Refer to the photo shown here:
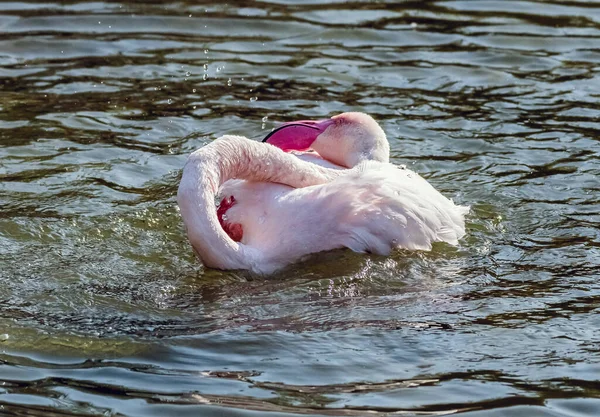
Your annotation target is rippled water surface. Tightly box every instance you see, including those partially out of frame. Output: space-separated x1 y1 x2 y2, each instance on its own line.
1 0 600 415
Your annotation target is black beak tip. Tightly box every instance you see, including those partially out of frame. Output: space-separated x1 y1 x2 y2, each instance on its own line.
262 125 287 143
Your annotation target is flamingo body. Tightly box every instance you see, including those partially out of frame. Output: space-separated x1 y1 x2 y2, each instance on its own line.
220 161 467 261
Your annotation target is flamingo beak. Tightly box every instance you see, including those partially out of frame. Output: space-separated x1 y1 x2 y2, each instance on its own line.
262 118 334 152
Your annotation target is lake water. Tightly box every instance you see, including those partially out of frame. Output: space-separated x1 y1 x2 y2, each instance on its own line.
1 1 600 416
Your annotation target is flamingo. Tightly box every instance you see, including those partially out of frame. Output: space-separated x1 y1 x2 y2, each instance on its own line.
177 112 469 274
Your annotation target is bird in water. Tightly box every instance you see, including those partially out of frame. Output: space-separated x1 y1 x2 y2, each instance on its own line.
177 112 469 274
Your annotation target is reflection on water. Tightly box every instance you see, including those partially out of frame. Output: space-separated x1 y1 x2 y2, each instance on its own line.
1 1 599 415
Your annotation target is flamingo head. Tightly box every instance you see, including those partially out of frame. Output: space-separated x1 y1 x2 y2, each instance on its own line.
262 112 389 168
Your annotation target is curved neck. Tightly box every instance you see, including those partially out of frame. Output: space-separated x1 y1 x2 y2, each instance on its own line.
177 135 342 272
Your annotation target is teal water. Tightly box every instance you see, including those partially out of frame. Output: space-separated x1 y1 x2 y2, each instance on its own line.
1 1 599 415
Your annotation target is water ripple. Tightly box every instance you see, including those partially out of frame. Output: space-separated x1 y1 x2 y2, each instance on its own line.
1 0 600 415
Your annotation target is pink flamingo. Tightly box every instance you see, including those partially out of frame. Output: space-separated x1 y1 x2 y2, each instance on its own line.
178 112 468 274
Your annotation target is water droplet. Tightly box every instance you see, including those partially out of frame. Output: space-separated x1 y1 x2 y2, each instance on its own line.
167 99 172 104
189 14 192 17
203 63 208 70
192 88 197 93
227 78 232 86
0 334 8 341
221 214 228 221
186 71 191 76
410 22 418 28
265 161 270 166
262 116 268 122
203 74 208 80
204 49 209 54
250 97 258 102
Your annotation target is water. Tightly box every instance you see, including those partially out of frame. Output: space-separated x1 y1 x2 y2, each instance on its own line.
1 1 599 415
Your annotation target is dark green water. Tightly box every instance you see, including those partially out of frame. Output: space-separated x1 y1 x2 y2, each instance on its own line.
1 1 600 416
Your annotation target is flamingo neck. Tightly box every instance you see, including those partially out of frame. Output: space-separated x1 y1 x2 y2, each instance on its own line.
177 135 342 272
